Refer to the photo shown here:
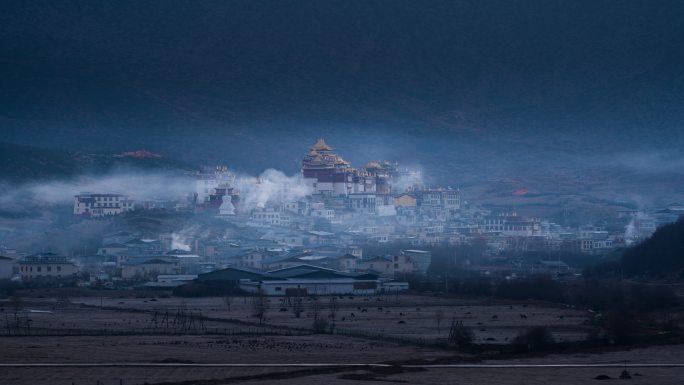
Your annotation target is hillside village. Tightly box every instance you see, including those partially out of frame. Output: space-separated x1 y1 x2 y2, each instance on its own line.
2 139 682 293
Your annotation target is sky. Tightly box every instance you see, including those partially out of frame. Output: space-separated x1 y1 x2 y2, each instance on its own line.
1 1 684 176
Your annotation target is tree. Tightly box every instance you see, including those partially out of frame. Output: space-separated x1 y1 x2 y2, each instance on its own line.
434 309 444 334
251 289 269 325
312 317 329 333
512 326 555 352
328 297 339 333
292 297 304 318
603 306 637 345
224 296 233 312
310 296 321 320
9 294 23 314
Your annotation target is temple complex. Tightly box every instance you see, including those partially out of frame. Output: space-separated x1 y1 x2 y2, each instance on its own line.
301 138 394 196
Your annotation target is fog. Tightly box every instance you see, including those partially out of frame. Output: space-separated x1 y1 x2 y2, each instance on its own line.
0 167 313 246
235 169 312 212
0 172 193 214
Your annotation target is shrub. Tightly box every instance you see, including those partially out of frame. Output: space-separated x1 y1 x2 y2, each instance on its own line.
312 318 329 334
512 326 555 352
603 306 638 345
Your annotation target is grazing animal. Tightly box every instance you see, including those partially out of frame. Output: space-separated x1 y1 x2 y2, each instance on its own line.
520 314 527 319
398 320 406 324
361 308 368 313
491 315 499 320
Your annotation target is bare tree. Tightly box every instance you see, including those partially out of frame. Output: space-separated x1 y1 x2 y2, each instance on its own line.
251 289 269 325
9 294 23 315
312 317 329 333
310 296 321 320
328 297 339 333
224 296 233 312
434 309 444 334
292 297 304 318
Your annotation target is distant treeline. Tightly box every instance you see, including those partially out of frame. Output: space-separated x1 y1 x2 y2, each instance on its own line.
364 239 615 272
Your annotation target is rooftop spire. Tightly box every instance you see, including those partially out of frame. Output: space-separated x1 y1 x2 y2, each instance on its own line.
311 138 333 151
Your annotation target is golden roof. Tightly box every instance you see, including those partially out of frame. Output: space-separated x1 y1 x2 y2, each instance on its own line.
365 161 381 169
311 138 333 151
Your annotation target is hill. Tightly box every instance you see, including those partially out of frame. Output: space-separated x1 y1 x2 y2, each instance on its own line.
622 216 684 278
0 142 193 182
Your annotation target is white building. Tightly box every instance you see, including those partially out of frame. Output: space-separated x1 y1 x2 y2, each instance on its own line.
239 265 381 296
16 253 78 281
310 202 335 221
73 193 134 217
415 188 461 209
249 208 292 227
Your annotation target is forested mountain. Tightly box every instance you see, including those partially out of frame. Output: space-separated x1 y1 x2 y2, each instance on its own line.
623 216 684 277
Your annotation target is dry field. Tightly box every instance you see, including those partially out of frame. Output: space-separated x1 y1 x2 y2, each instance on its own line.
2 294 684 384
69 294 592 344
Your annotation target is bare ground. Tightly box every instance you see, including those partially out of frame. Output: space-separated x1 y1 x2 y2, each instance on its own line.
2 294 684 384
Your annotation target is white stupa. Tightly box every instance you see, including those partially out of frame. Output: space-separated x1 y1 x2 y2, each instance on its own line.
219 194 235 216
